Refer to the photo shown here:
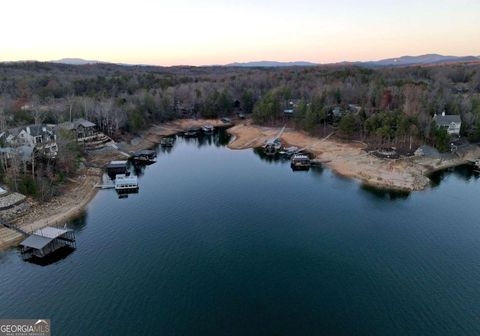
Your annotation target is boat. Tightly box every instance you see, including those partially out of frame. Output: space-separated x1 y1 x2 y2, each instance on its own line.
184 128 200 137
131 150 156 163
290 154 311 170
279 146 299 158
114 174 139 191
264 138 282 155
160 137 175 147
201 124 215 133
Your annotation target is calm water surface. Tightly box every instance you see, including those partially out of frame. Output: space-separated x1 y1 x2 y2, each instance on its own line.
1 131 480 335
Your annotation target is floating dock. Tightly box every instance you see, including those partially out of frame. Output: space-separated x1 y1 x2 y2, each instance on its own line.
115 174 139 190
291 154 311 170
131 150 157 163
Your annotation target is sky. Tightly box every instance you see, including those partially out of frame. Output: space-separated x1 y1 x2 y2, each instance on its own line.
1 0 479 66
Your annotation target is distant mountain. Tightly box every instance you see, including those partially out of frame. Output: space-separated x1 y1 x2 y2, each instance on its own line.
51 58 107 65
357 54 479 67
15 54 480 68
226 61 318 67
224 55 479 68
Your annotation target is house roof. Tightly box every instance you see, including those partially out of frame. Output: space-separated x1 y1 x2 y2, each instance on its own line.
76 119 96 128
59 119 96 130
106 160 128 169
27 125 46 137
434 114 461 126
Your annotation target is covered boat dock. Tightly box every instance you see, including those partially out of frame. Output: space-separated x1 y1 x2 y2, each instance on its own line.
20 227 76 260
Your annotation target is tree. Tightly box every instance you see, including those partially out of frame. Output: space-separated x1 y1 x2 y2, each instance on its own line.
241 90 255 114
338 114 356 138
431 123 450 152
252 90 281 123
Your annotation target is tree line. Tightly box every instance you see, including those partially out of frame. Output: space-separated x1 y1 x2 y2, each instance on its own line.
1 61 480 199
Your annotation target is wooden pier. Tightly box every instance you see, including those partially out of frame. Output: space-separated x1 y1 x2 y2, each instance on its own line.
0 218 28 236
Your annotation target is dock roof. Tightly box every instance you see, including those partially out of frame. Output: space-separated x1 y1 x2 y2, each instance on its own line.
20 227 72 250
20 235 53 250
106 160 128 169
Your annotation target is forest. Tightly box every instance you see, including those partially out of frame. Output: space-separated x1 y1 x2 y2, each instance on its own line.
1 61 480 199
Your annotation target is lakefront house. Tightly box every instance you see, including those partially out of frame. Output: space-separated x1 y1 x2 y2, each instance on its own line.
284 99 301 118
433 112 462 136
59 118 98 142
0 124 58 158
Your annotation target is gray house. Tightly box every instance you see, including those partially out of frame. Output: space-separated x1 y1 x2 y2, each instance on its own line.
433 112 461 136
59 119 98 141
1 124 58 158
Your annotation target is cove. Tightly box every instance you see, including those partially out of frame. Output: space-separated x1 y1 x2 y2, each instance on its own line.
1 130 480 336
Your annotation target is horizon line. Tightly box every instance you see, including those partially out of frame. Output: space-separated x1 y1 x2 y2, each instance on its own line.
1 52 480 68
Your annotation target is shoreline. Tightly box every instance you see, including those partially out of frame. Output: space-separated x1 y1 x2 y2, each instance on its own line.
0 170 102 251
0 118 230 251
226 122 480 192
2 118 479 251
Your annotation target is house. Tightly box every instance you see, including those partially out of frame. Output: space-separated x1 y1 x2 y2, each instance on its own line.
59 119 98 141
433 112 461 136
330 106 344 119
2 124 58 158
284 99 301 118
173 100 195 117
348 104 362 114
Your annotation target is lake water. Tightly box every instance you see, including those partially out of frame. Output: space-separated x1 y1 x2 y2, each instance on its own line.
1 130 480 335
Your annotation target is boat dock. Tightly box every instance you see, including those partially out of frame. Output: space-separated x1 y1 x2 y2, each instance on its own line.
115 174 139 190
291 154 311 170
19 226 76 260
1 218 76 260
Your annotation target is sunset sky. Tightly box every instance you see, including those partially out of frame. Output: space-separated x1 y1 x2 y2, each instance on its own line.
1 0 479 66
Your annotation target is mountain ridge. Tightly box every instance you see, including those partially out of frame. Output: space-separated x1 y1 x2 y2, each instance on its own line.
2 54 478 68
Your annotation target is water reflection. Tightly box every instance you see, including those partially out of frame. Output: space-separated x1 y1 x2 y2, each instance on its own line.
179 128 231 148
131 162 149 177
116 189 139 199
252 147 316 175
252 147 283 164
360 185 411 200
309 166 324 177
429 164 480 188
22 246 76 267
68 211 88 232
